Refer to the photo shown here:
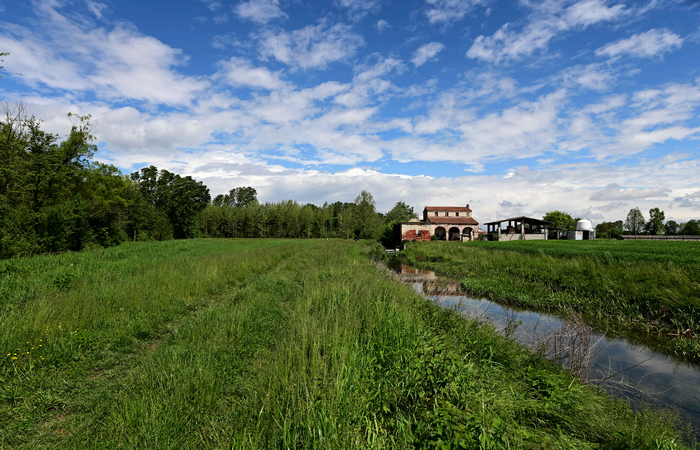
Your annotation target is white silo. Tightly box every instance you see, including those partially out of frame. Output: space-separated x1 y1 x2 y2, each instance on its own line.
575 219 595 240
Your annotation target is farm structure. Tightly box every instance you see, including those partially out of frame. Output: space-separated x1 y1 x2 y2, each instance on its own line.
484 216 551 241
401 205 479 242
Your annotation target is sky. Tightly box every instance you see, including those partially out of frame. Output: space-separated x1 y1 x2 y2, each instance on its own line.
1 0 699 225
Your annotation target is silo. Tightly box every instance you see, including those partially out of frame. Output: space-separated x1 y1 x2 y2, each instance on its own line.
575 219 595 240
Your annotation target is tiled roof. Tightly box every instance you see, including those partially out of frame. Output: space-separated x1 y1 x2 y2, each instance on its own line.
426 217 479 225
424 206 472 212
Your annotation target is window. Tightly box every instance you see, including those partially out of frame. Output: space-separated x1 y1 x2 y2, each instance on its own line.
446 212 449 217
434 212 438 217
456 212 460 217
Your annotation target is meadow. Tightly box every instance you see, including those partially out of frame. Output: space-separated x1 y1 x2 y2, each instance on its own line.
0 239 691 448
398 240 700 361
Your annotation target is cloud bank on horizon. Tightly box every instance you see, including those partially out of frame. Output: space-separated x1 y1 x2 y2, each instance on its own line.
1 0 699 224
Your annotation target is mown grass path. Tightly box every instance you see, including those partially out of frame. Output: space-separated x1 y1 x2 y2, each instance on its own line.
1 239 691 448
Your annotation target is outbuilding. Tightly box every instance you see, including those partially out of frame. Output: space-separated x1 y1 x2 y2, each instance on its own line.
484 216 551 241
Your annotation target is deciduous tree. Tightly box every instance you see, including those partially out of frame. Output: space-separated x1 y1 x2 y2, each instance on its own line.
679 220 700 236
385 201 417 223
664 220 679 236
624 207 645 235
645 208 665 235
543 210 575 238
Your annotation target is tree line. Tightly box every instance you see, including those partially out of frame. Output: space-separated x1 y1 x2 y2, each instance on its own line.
0 105 418 259
544 208 700 239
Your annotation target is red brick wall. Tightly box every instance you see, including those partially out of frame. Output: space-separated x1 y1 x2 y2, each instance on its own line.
402 229 431 242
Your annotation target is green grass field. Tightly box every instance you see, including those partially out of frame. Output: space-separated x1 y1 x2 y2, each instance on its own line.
399 240 700 361
0 239 691 448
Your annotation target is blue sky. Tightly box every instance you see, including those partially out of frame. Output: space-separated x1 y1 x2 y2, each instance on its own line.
1 0 699 224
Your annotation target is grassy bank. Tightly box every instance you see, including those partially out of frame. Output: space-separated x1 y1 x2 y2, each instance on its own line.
1 239 690 448
398 240 700 361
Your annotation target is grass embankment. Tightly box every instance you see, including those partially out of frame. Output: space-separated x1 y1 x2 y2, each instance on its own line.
1 239 690 448
399 240 700 360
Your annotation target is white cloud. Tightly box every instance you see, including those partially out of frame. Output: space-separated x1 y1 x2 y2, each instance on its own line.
412 42 445 67
375 19 391 32
86 1 108 20
467 0 627 64
234 0 287 24
590 183 672 201
591 82 700 157
565 0 626 26
259 21 364 70
200 0 224 12
425 0 485 25
561 64 616 91
218 57 288 90
595 28 683 59
336 0 384 20
0 5 209 106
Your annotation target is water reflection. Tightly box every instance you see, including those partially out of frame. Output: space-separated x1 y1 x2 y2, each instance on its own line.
393 264 700 434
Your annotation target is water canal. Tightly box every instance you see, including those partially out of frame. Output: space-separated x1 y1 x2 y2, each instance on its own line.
391 263 700 437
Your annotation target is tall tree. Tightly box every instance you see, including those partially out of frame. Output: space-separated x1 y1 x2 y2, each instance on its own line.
130 167 210 239
352 190 381 240
624 207 645 235
1 105 131 256
645 208 665 235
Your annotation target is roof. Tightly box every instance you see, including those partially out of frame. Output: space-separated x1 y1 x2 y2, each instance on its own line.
426 217 479 225
483 216 552 226
424 206 472 212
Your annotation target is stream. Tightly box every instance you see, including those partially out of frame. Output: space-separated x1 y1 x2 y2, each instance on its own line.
392 263 700 436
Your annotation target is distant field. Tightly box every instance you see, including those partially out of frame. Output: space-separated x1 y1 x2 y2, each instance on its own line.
0 239 688 448
472 239 700 275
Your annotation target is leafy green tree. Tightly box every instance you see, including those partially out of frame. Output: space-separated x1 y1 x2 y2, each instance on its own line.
664 220 679 236
543 210 575 238
352 191 381 240
385 201 417 223
624 207 645 235
130 167 210 239
679 220 700 235
595 221 623 239
644 208 665 235
1 105 133 257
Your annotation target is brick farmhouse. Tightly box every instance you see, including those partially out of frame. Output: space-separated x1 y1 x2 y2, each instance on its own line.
401 205 479 242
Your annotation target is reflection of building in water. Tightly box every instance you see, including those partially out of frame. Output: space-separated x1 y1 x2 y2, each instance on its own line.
396 264 438 282
424 280 461 295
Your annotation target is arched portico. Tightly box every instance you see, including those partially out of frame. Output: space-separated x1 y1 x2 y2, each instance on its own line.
448 227 460 241
462 227 473 241
435 227 446 240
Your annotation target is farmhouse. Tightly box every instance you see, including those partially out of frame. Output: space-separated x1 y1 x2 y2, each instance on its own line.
401 205 479 242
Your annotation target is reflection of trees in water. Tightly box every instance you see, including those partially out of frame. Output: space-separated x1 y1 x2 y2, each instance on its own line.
423 280 461 295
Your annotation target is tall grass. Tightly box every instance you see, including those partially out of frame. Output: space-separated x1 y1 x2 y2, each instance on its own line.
0 239 690 447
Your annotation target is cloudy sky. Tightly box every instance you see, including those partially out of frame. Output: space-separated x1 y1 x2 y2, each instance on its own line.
1 0 699 224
